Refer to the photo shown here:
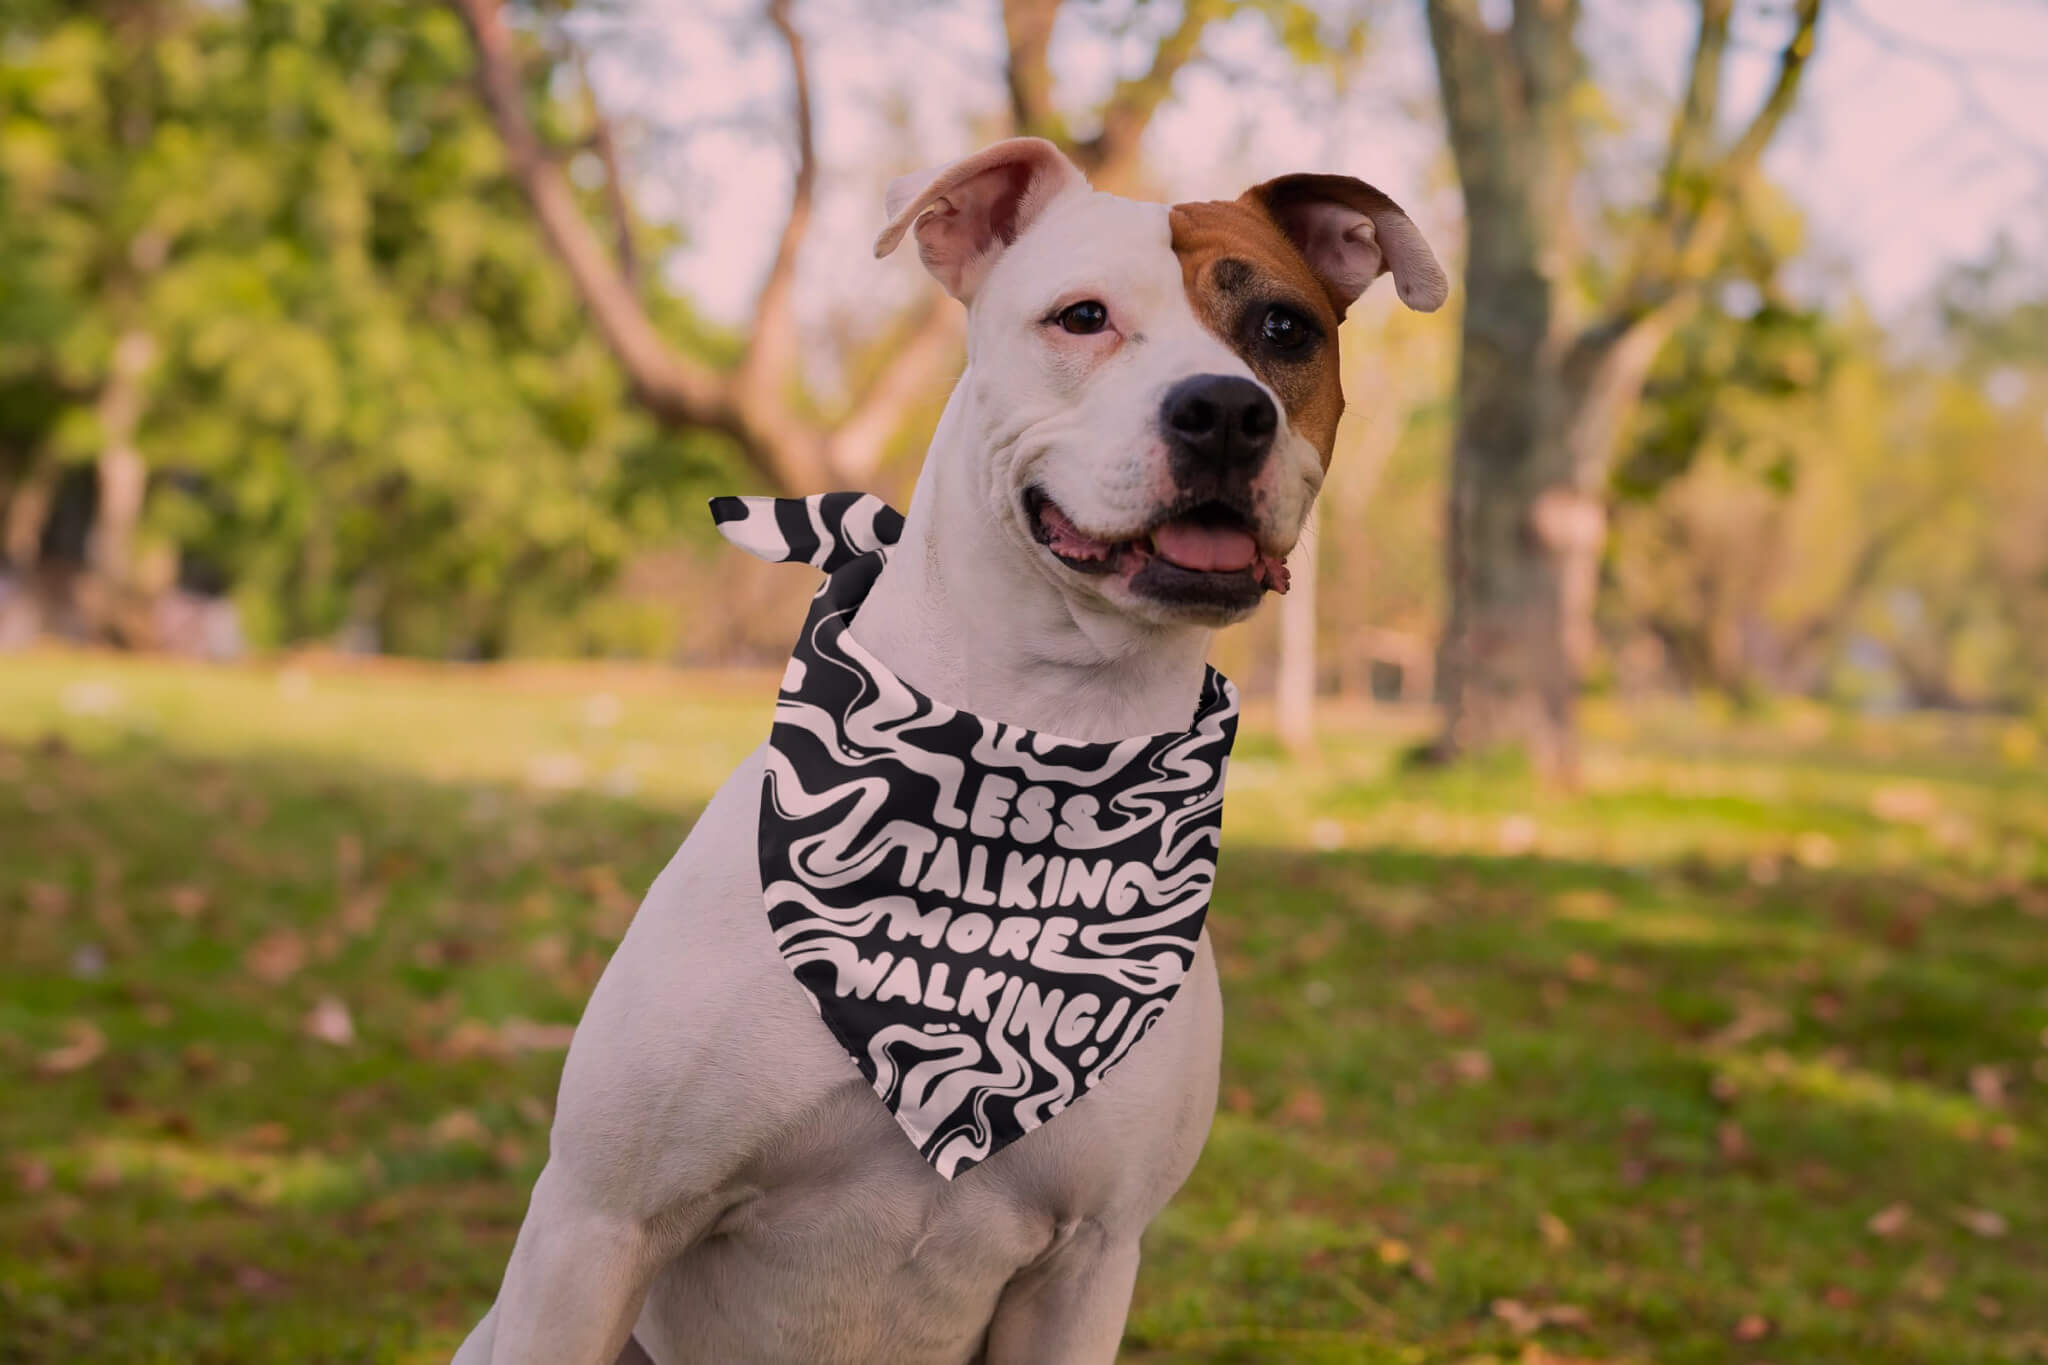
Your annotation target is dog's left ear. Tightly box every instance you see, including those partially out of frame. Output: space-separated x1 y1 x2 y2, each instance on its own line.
873 138 1089 302
1243 174 1449 319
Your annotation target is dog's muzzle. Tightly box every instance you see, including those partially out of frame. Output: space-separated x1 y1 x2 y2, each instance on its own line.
1160 374 1277 487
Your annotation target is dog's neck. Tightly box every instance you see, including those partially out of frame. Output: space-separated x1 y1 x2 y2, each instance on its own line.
850 380 1214 743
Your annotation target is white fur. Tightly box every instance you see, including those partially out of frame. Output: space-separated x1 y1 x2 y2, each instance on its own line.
454 148 1321 1365
948 188 1324 635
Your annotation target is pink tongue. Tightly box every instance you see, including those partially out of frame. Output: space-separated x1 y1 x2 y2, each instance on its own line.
1151 520 1258 573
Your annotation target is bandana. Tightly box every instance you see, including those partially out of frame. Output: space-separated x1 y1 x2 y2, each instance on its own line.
712 493 1239 1179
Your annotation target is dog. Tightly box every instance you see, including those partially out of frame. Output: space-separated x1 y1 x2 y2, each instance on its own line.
453 137 1444 1365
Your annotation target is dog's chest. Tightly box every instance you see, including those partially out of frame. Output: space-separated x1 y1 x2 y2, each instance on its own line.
602 746 1225 1363
633 1074 1174 1365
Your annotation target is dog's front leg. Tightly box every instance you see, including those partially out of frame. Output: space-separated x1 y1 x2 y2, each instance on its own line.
979 1222 1142 1365
452 1160 689 1365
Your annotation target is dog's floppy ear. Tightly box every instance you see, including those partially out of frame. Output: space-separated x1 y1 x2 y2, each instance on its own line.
1243 174 1448 319
873 138 1089 302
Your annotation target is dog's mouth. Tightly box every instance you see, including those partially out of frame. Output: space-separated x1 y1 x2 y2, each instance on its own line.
1025 488 1291 607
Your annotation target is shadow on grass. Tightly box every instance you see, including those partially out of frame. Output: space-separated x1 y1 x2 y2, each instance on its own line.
1127 841 2047 1364
2 733 2043 1364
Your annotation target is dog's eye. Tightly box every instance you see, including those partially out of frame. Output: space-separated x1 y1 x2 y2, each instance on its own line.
1260 306 1314 352
1057 300 1109 335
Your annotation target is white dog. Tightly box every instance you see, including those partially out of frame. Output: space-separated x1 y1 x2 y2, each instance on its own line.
454 137 1444 1365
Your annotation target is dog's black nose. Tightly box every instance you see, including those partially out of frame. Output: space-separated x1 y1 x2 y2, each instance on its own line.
1160 374 1278 473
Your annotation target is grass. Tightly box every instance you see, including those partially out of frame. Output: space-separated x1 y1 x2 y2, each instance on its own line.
2 648 2044 1364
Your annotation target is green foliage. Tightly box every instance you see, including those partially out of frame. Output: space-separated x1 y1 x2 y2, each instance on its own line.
1607 226 2048 713
0 0 739 655
1616 297 1834 503
3 656 2044 1362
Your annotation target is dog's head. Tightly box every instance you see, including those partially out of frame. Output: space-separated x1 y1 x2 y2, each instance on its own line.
875 138 1446 628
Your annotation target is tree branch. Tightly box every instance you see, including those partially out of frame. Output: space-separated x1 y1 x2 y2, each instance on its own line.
1425 1 1529 229
1606 0 1823 330
571 43 639 291
1003 0 1065 144
449 0 739 439
1656 0 1733 213
1782 508 1919 674
737 0 816 416
828 295 962 483
1720 0 1822 186
1078 0 1226 191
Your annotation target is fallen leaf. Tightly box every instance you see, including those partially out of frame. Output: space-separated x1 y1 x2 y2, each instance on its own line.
1968 1065 2007 1108
1905 1266 1947 1302
1869 783 1939 825
239 1122 291 1150
1494 1299 1542 1335
1733 1313 1772 1342
1708 994 1787 1049
244 930 307 984
1539 1211 1573 1250
1492 1299 1588 1336
1866 1203 1911 1238
1376 1237 1411 1267
1792 832 1838 869
166 885 210 919
37 1020 105 1075
499 1019 577 1052
430 1110 488 1146
1954 1207 2007 1239
1450 1049 1493 1085
234 1265 284 1295
1824 1285 1859 1309
1497 815 1539 855
10 1155 51 1193
1279 1086 1326 1126
304 996 355 1047
340 887 384 935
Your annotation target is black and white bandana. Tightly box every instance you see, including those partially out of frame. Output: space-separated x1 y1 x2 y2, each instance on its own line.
712 493 1239 1180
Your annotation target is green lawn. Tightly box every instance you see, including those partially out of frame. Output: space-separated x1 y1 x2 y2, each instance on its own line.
3 650 2044 1364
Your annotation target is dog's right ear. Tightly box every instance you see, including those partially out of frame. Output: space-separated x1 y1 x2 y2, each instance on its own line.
873 138 1088 302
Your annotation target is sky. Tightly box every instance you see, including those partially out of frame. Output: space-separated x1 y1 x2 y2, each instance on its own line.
574 0 2048 342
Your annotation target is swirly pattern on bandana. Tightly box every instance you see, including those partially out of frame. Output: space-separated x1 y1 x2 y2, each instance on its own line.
713 493 1238 1180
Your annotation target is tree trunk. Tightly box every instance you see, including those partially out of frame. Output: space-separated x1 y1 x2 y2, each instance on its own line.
4 453 58 570
1434 394 1584 777
90 330 156 590
1423 0 1824 777
1434 316 1667 779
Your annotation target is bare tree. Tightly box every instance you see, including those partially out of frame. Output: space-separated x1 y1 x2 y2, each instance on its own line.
1424 0 1823 777
450 0 1244 493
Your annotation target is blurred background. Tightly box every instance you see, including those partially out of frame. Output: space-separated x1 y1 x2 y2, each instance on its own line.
2 1 2045 1361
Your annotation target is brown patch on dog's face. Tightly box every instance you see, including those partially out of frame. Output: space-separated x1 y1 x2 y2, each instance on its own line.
1168 198 1346 464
